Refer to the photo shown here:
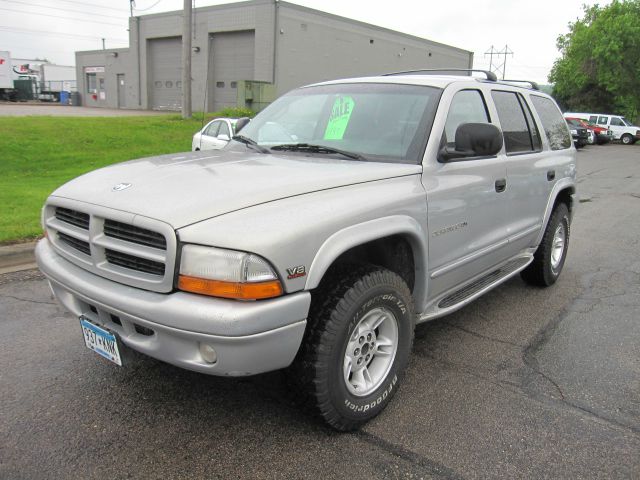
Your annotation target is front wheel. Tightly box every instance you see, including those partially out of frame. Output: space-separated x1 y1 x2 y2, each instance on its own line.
290 266 414 431
521 203 570 287
621 134 634 145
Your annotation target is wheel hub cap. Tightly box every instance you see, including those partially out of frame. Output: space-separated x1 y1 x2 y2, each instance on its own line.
551 223 566 271
343 307 398 397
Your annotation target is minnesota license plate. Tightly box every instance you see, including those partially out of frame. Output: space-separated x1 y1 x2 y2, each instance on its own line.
79 317 122 366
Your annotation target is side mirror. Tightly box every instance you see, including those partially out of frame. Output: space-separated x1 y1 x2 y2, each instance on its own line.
235 117 251 133
218 134 230 142
439 123 503 162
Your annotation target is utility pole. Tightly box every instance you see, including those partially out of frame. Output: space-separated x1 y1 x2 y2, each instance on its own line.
101 38 105 50
485 44 514 80
181 0 192 118
129 0 134 17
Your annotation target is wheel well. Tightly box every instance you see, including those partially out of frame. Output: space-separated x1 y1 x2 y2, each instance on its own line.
320 235 415 292
554 187 575 216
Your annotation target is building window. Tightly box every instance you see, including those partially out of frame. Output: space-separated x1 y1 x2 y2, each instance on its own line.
165 81 173 88
216 81 225 88
176 81 182 89
86 73 97 93
230 81 237 89
154 81 162 88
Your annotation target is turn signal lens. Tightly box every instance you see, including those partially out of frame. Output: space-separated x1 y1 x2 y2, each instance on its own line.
178 275 283 300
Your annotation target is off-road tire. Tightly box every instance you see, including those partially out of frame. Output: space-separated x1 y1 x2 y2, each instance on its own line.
521 203 570 287
290 265 414 431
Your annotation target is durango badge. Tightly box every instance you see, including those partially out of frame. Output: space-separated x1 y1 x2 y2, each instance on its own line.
112 183 132 192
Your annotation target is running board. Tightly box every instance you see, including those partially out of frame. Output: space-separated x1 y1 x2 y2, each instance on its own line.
418 255 532 323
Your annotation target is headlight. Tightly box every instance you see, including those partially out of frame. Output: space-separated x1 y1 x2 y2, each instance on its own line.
178 245 283 300
570 129 577 135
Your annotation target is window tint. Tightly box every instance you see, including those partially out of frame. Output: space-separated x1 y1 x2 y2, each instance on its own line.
589 115 598 123
443 90 490 144
610 117 625 126
492 90 539 153
520 96 542 151
530 96 572 150
598 116 608 125
218 121 231 138
204 121 220 137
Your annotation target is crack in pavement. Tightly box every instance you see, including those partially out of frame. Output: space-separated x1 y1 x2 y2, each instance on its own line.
357 430 467 480
446 323 524 348
0 294 57 306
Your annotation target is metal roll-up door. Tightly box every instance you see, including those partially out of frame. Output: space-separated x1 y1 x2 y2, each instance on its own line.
209 30 255 112
148 37 182 111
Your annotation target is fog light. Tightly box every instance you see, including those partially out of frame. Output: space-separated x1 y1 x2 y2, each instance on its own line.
199 343 218 364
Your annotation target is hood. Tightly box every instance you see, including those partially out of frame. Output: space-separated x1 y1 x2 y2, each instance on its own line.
51 149 421 228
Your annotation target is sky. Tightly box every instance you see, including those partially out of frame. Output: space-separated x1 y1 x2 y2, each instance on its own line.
0 0 610 84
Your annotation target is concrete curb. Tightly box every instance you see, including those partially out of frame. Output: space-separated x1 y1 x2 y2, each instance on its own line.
0 241 38 274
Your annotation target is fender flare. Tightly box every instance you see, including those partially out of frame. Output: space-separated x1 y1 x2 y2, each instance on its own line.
305 215 429 308
535 178 577 246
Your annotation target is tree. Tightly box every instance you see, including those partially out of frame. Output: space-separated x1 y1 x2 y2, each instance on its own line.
549 1 640 121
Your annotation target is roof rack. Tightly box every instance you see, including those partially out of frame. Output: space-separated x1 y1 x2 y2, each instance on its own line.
500 79 540 90
382 68 497 82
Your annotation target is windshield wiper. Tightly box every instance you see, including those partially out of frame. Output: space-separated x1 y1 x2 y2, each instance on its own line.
232 135 271 154
270 143 366 161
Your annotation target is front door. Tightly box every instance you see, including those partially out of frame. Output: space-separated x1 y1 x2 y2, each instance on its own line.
423 88 509 299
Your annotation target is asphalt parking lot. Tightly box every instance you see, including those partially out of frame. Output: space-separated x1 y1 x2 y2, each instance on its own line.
1 144 638 479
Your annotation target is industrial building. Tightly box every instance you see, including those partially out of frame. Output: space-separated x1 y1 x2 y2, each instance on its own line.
75 0 473 111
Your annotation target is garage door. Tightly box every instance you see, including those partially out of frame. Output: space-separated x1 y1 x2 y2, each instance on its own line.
209 30 255 112
148 37 182 111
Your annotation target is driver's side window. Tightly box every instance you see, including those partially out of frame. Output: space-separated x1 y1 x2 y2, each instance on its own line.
443 90 490 146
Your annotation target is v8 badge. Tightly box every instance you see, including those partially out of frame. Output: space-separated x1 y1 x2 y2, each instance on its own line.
286 265 306 279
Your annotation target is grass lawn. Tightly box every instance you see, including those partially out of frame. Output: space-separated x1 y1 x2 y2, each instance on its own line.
0 115 206 243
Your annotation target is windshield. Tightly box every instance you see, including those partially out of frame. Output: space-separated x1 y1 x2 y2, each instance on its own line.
236 83 441 163
621 117 633 126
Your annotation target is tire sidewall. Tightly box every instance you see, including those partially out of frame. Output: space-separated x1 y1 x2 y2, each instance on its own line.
326 282 412 423
621 134 632 145
545 205 570 282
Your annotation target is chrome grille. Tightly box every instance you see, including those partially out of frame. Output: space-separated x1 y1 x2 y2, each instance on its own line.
105 249 165 276
44 201 176 293
55 207 90 230
104 219 167 250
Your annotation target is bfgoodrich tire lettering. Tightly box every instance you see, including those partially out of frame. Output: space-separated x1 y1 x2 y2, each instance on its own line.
290 266 414 431
521 203 570 287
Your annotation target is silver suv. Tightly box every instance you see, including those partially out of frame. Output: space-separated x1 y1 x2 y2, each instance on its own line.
36 70 576 431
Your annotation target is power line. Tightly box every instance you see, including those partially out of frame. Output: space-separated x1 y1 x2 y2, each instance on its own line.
485 44 514 80
0 25 128 42
133 0 164 12
0 0 127 19
53 0 129 13
0 6 127 26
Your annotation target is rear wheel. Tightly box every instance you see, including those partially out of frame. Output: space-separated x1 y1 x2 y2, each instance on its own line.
290 266 414 431
521 203 570 287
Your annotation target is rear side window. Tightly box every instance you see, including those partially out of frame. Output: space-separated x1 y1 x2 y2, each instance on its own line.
491 91 541 154
443 90 490 145
530 96 572 150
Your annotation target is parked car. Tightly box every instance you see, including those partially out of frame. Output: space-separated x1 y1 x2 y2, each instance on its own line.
36 71 576 431
192 117 238 151
565 112 640 145
564 116 613 145
565 118 589 148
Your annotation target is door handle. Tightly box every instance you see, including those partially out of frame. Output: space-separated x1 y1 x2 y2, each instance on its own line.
495 178 507 193
547 170 556 181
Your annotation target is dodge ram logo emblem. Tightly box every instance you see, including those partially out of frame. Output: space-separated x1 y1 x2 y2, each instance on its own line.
112 183 132 192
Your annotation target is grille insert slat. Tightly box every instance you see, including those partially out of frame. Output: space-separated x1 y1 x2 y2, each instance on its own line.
104 219 167 250
58 232 91 256
55 207 90 230
105 249 165 276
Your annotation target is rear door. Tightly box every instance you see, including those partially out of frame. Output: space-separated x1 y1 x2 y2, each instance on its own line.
490 90 549 254
423 87 509 299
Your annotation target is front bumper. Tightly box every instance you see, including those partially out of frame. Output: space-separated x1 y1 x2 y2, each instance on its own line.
36 239 310 376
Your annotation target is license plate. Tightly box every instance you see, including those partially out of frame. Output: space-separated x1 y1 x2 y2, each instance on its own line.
79 317 122 366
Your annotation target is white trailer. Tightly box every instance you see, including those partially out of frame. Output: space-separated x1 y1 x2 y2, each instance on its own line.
0 51 13 89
